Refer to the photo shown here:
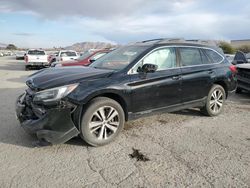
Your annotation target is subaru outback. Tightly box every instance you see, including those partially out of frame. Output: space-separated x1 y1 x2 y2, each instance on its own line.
16 39 237 146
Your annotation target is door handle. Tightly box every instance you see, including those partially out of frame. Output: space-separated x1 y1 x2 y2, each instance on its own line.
208 70 214 74
172 75 181 80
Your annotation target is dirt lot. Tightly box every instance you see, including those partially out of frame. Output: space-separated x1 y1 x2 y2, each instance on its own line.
0 56 249 188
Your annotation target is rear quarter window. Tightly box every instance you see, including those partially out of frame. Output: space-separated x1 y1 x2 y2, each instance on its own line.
204 49 224 63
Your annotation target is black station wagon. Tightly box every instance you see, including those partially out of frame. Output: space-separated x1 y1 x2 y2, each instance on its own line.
16 39 237 146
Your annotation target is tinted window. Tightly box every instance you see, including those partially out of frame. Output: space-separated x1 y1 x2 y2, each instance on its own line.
234 51 247 62
200 50 210 64
28 50 45 55
179 48 202 66
204 49 223 63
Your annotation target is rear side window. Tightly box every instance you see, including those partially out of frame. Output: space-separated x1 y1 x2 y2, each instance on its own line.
179 47 202 66
204 49 223 63
28 50 45 55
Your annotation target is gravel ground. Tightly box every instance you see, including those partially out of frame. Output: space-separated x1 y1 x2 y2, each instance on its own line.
0 56 249 188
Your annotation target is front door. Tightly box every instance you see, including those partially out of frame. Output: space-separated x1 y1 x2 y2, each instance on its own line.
128 47 182 113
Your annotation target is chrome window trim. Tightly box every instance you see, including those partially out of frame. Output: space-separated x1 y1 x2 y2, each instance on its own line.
127 45 225 75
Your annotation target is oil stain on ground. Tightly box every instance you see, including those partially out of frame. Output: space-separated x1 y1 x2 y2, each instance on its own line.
129 148 150 162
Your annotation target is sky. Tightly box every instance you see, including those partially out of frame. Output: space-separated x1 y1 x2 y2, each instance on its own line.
0 0 250 48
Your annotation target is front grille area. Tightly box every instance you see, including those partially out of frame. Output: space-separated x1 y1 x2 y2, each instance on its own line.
238 68 250 80
237 68 250 91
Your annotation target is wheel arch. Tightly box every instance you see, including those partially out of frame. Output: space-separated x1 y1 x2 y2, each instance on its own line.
213 80 228 98
81 91 129 122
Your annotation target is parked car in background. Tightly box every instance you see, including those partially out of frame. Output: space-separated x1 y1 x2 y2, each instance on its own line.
57 50 78 62
24 49 49 70
49 50 78 65
48 51 59 64
236 64 250 93
16 39 237 147
246 53 250 63
232 51 249 65
53 49 111 67
225 54 235 64
15 51 26 60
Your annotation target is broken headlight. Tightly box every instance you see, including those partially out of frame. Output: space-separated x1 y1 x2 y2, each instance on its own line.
33 83 79 102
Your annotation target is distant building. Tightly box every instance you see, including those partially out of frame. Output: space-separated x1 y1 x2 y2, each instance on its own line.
231 39 250 48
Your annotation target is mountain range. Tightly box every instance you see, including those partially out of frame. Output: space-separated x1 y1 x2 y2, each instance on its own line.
65 42 117 51
0 43 7 48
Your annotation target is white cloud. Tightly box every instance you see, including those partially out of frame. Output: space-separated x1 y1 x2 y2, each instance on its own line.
1 0 250 45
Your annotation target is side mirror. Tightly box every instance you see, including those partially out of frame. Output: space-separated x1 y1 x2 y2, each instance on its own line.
89 59 95 63
138 63 158 73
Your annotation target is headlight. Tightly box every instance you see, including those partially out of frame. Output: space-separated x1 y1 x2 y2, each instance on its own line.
33 83 79 102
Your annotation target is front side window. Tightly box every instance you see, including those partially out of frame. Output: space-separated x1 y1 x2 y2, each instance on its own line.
131 47 176 73
179 47 202 66
204 49 224 63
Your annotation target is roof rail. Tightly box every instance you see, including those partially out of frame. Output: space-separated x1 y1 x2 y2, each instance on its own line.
134 38 217 46
157 38 185 44
139 38 165 43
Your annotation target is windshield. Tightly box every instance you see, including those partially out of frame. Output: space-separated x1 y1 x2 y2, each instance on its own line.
60 51 77 57
89 46 148 70
28 50 46 55
78 51 92 60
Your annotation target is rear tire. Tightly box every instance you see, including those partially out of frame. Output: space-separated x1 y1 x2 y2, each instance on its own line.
80 97 125 147
25 65 30 71
201 84 226 116
235 87 242 94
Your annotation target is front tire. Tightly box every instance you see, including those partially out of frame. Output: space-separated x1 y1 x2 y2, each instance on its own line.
80 97 125 146
201 84 226 116
235 87 242 94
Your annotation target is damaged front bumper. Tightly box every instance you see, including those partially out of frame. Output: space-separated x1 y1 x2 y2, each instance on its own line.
15 91 80 145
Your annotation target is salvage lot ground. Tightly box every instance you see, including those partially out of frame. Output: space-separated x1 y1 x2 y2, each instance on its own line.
0 56 249 188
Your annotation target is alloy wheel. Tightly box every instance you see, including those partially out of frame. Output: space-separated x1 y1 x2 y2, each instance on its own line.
209 89 224 113
88 106 120 140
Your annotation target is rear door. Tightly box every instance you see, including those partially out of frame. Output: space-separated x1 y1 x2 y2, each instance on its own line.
178 47 215 102
129 47 182 113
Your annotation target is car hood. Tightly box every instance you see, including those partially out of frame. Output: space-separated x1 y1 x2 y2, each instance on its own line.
26 66 114 90
237 64 250 69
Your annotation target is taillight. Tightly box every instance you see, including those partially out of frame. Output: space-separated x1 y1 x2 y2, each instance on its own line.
229 65 237 74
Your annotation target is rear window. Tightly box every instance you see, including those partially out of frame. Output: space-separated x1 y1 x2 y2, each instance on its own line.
28 50 45 55
60 51 77 57
204 49 223 63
